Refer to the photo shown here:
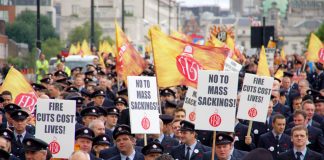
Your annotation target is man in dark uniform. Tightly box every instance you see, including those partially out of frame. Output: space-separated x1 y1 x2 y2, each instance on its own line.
136 119 179 154
285 110 324 154
108 124 144 160
23 137 49 160
76 106 100 130
0 148 11 160
313 62 324 91
233 119 256 151
170 120 211 160
87 89 114 108
141 141 164 160
91 134 111 158
202 132 240 160
0 128 19 160
278 125 324 160
105 107 119 132
272 90 291 117
10 109 34 160
74 127 98 160
258 114 292 159
163 100 177 117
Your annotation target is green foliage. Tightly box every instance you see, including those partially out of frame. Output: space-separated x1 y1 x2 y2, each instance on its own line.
5 10 58 51
67 21 103 47
102 35 115 45
305 22 324 48
42 38 65 59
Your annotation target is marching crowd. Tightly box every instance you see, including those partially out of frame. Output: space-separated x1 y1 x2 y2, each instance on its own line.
0 51 323 160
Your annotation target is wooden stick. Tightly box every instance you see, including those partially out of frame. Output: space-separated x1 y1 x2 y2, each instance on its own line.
211 131 216 160
247 120 253 136
144 134 147 146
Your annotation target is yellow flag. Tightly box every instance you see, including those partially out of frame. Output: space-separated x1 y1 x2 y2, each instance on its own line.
226 34 238 60
267 40 276 48
307 33 323 61
170 30 191 42
115 21 145 82
76 42 81 54
206 35 224 47
280 48 286 61
69 44 77 55
98 41 103 53
103 41 114 55
80 39 92 57
0 67 37 112
274 68 284 79
257 46 270 77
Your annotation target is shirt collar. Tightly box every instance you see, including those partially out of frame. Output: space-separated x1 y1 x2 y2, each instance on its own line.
293 147 307 158
120 150 136 160
186 140 198 151
271 130 282 139
14 130 26 139
158 134 164 142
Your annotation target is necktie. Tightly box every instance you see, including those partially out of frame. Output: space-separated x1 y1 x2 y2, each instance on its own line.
296 152 302 160
126 157 130 160
275 135 279 142
185 146 191 160
17 135 22 145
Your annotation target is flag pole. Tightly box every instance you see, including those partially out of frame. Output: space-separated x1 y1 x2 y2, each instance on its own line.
144 134 148 146
211 131 216 160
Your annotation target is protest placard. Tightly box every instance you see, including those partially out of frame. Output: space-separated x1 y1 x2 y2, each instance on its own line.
223 57 242 72
195 70 239 132
237 73 274 122
35 99 76 158
127 76 160 134
183 87 197 123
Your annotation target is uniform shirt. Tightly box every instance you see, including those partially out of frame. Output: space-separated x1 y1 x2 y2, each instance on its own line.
157 134 164 143
14 131 26 143
120 150 136 160
293 147 307 160
185 140 197 159
272 130 282 140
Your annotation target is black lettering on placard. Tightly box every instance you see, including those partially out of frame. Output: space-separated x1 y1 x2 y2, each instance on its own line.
247 95 264 103
253 77 264 85
197 97 236 107
44 125 66 134
192 91 197 98
136 80 143 88
136 91 151 99
207 86 228 95
49 102 63 111
143 80 150 88
184 97 196 106
36 113 55 122
130 101 159 110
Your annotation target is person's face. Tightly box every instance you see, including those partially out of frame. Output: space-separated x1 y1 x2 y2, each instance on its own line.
106 115 118 127
215 144 232 160
291 130 308 148
93 96 105 106
93 144 109 154
315 102 324 116
99 79 108 88
145 153 162 160
75 138 92 153
267 101 273 116
47 85 59 98
74 77 84 86
0 137 10 152
25 150 47 160
271 92 280 104
2 95 12 106
82 116 97 126
92 123 105 137
166 95 175 101
272 118 286 134
279 95 286 104
115 135 135 154
172 121 181 138
292 98 302 111
163 107 175 117
282 78 291 89
293 114 306 126
116 103 126 111
180 131 195 145
174 111 185 120
12 119 28 133
298 82 308 91
303 103 315 120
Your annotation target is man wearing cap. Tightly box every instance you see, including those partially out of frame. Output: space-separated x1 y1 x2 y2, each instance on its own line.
160 88 176 103
142 141 164 160
272 90 291 118
258 114 292 159
10 109 34 159
105 107 119 132
202 132 236 160
302 100 322 128
47 83 64 99
77 107 99 130
159 114 174 137
314 95 324 116
75 127 99 160
87 89 114 108
91 134 111 158
313 62 324 91
108 124 144 160
0 129 19 160
170 120 211 160
278 125 324 160
31 83 47 97
136 119 179 154
115 97 128 112
163 100 177 117
23 137 49 160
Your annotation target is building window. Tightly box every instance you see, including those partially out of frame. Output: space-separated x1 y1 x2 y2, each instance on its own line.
124 5 134 17
72 5 79 15
0 11 9 23
14 0 51 6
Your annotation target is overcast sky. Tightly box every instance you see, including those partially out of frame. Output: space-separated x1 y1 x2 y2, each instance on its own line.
178 0 230 9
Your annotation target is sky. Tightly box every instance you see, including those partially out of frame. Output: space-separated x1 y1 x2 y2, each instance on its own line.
177 0 230 9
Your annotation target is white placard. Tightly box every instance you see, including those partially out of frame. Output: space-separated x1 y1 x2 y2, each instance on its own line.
195 70 239 132
127 76 160 134
183 87 197 123
237 73 274 122
265 48 275 68
224 57 243 72
35 99 76 158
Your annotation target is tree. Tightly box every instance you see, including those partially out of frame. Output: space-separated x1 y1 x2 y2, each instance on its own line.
6 10 58 51
67 21 103 47
42 38 65 59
